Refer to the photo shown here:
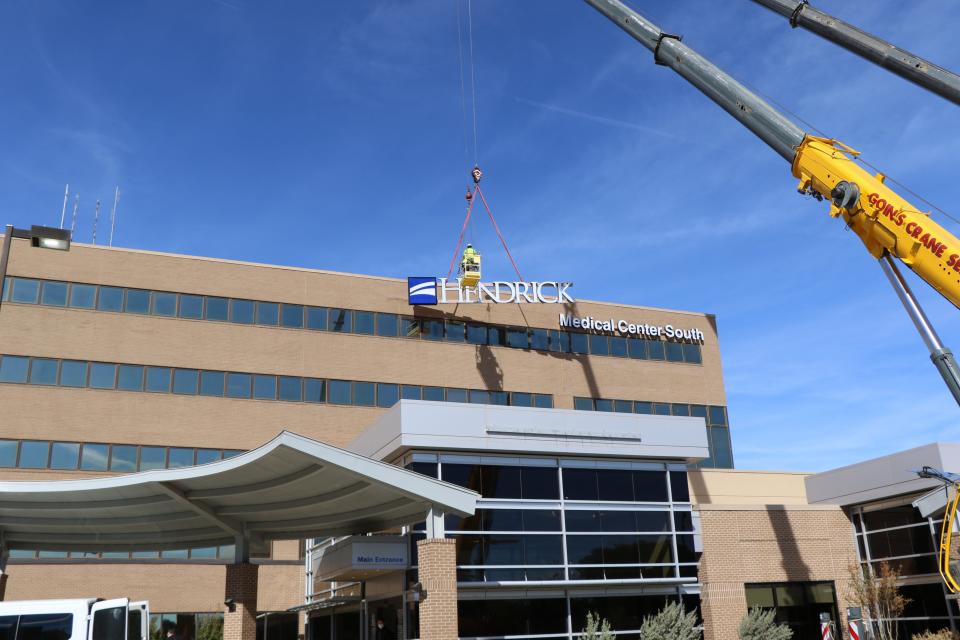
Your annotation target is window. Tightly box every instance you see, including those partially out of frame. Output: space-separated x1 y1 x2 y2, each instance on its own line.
256 301 279 326
0 356 29 383
11 278 40 304
226 373 252 398
745 582 839 640
353 381 375 406
574 397 594 411
377 383 399 408
653 402 671 415
534 394 553 408
0 441 17 467
570 332 588 354
200 371 225 397
529 329 548 351
507 328 529 349
595 398 613 412
168 448 194 468
80 444 109 471
253 375 277 400
124 289 150 314
29 358 58 385
50 442 80 469
446 321 466 342
306 307 328 330
92 606 126 640
665 342 684 362
614 399 633 413
197 449 221 465
281 304 304 328
145 367 171 393
329 309 352 333
401 385 421 400
117 365 144 391
610 337 628 358
470 390 491 405
421 319 444 341
110 445 137 472
69 283 97 309
40 281 68 306
229 299 254 324
89 363 117 389
172 369 199 395
549 330 569 353
151 292 177 317
328 380 351 405
139 447 166 470
278 376 302 402
445 388 468 403
376 313 398 337
628 338 647 359
304 378 325 403
20 612 73 640
354 311 375 335
589 334 610 356
96 286 123 311
670 472 690 502
647 340 665 360
466 324 487 345
19 441 49 468
708 405 728 426
178 294 204 319
205 296 229 321
401 317 421 339
683 343 702 364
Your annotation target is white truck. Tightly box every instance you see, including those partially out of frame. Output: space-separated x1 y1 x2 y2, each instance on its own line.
0 598 148 640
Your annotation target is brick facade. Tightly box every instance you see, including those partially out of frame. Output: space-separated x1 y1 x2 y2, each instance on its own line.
224 564 259 640
416 538 458 640
697 506 858 640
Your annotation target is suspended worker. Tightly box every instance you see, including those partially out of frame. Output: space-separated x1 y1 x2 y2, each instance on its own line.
460 243 481 288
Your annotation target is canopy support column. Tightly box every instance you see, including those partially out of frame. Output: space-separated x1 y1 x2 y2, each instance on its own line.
0 533 8 601
224 537 258 640
417 508 457 640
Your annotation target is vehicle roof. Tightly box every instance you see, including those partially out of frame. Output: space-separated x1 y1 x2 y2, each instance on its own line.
0 599 95 613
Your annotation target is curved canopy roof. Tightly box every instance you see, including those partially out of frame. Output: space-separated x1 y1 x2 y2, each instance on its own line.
0 432 476 554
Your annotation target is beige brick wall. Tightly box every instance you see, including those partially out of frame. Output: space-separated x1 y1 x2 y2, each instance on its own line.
224 564 258 640
697 507 858 640
416 539 457 640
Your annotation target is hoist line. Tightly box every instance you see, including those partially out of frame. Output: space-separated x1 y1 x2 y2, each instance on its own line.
455 0 471 170
467 0 479 166
447 188 478 281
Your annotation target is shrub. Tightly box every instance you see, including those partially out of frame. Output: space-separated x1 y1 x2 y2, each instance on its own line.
581 612 615 640
738 607 792 640
639 601 701 640
912 630 960 640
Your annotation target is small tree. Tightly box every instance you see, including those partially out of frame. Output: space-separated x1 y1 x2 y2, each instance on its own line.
738 607 793 640
848 561 910 640
639 601 701 640
581 612 615 640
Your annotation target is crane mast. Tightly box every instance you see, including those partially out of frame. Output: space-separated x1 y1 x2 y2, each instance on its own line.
583 0 960 406
751 0 960 106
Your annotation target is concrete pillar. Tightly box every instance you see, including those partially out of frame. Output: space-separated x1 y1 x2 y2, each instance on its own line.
416 538 457 640
224 563 258 640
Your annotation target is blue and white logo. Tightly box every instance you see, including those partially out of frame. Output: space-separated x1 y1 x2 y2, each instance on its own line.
407 277 438 305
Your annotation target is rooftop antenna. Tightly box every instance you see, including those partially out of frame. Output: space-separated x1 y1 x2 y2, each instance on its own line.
92 200 101 245
70 195 80 238
59 184 69 229
108 186 120 247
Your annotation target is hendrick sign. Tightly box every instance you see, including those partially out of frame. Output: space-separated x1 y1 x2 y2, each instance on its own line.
408 277 574 305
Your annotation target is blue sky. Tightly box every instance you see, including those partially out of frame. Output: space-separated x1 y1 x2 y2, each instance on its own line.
3 0 960 471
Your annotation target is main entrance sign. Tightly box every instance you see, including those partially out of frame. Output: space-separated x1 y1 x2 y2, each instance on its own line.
408 277 574 305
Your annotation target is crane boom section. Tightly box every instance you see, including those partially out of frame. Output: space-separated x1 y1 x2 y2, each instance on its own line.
584 0 960 310
752 0 960 106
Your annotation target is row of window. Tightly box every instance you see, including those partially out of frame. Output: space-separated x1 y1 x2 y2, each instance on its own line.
443 508 693 533
406 462 690 503
0 438 242 472
574 397 728 425
2 277 703 363
9 545 236 561
0 355 553 409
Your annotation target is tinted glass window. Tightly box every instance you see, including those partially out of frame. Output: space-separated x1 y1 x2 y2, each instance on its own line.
534 394 553 409
614 399 633 413
200 371 225 396
446 388 467 403
672 403 691 417
711 427 733 468
510 392 531 407
50 442 80 469
19 441 50 468
524 509 562 531
490 391 509 406
328 380 351 404
139 446 166 470
0 356 29 383
401 317 421 339
597 469 634 501
80 444 109 471
627 338 647 359
145 367 171 392
168 447 194 468
205 296 229 321
117 365 144 391
179 294 204 319
563 468 598 500
253 375 277 400
683 343 702 364
0 278 6 302
570 332 588 354
466 324 487 345
529 329 548 351
469 390 490 405
665 342 684 362
377 383 399 408
29 358 58 385
11 278 40 303
0 615 14 640
670 471 690 502
573 397 594 411
173 369 198 394
354 311 375 335
226 373 252 398
40 281 68 306
353 381 375 406
674 511 694 532
401 385 421 400
443 464 483 492
281 304 304 328
653 403 671 416
595 398 613 412
304 378 325 403
278 376 302 401
329 309 351 332
89 363 117 389
68 283 97 308
446 321 465 342
196 449 221 465
421 319 444 341
305 307 327 330
230 299 255 324
256 301 279 326
376 313 398 337
634 471 669 502
708 406 727 426
152 292 177 316
647 340 665 360
110 445 137 472
92 606 125 640
20 612 73 640
507 328 529 349
589 334 610 356
634 401 652 414
0 441 17 467
521 467 559 499
122 289 149 314
610 337 628 358
95 286 123 311
423 386 444 401
482 465 521 498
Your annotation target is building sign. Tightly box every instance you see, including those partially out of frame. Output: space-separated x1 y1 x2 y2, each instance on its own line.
560 313 705 342
352 540 408 569
408 277 574 305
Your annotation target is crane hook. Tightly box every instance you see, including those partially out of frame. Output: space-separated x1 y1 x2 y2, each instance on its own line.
472 166 483 184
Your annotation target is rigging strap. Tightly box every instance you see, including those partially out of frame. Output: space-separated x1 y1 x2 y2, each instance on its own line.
446 188 477 280
475 185 523 282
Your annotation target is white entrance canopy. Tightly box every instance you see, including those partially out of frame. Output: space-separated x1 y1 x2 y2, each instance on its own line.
0 431 477 555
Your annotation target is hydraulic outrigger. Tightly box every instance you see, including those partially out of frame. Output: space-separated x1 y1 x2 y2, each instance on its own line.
583 0 960 407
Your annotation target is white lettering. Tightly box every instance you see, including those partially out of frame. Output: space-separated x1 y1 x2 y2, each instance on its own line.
559 313 573 328
557 282 574 303
516 281 536 304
